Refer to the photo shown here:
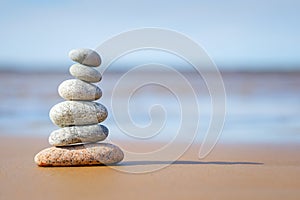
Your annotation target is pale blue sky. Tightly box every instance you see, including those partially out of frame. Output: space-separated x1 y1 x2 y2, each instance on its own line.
0 0 300 71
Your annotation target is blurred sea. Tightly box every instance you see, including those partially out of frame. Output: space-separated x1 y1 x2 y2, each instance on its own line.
0 70 299 145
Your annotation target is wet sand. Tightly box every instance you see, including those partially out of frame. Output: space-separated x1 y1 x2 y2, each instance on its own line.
1 136 299 200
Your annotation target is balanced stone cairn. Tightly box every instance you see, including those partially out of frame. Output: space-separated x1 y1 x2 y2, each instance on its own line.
34 48 124 167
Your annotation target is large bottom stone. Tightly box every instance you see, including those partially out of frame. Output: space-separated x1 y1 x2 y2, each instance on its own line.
34 143 124 167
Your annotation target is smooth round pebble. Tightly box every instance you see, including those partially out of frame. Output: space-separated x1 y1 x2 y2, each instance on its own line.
49 124 109 146
69 63 102 83
49 101 108 127
34 143 124 166
58 79 102 101
69 48 101 67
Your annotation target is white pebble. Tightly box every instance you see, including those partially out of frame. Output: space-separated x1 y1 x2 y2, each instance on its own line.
69 48 101 67
69 63 102 83
58 79 102 101
49 124 109 146
49 101 107 127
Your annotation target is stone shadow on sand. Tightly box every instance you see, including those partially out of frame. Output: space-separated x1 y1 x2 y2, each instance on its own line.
120 160 264 166
37 161 263 167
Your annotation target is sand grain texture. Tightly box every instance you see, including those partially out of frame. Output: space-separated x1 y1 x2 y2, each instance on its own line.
1 136 300 200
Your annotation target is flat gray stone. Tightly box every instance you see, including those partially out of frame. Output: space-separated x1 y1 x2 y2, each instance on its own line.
58 79 102 101
69 48 101 67
69 63 102 83
49 124 109 146
34 143 124 166
49 101 107 127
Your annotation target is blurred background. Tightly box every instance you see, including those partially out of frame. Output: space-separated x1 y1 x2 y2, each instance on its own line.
1 0 300 71
0 0 299 145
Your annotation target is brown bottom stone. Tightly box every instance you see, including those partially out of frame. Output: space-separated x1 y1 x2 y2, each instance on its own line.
34 143 124 167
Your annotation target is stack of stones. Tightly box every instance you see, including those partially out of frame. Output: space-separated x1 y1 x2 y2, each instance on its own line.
34 48 124 167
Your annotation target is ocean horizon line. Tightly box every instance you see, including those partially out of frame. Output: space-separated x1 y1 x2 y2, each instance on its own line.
1 63 300 73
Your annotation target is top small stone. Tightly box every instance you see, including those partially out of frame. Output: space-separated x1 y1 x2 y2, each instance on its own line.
69 48 101 67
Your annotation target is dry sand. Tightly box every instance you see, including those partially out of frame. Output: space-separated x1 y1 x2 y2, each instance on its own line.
1 136 299 200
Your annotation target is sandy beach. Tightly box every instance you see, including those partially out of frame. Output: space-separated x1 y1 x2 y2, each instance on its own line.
0 136 299 200
1 71 300 199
